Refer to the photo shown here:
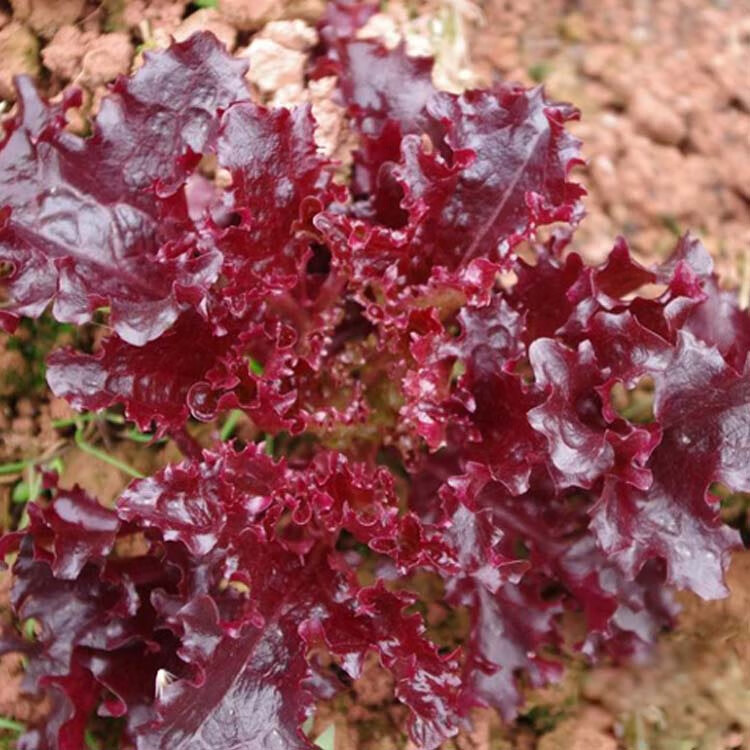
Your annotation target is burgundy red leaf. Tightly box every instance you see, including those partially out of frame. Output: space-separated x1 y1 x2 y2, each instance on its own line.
0 29 747 750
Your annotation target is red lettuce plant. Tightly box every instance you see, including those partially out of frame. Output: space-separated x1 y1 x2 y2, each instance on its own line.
1 8 748 749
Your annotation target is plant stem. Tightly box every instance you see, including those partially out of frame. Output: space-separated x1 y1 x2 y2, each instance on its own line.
220 410 243 441
125 428 164 444
53 411 124 428
0 716 25 732
74 424 144 479
0 442 67 476
0 460 33 475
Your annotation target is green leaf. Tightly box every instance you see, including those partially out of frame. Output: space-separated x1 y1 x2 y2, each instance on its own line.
220 410 244 441
0 716 25 733
0 460 33 476
248 356 264 376
11 481 30 503
314 725 335 750
23 618 37 641
26 468 42 504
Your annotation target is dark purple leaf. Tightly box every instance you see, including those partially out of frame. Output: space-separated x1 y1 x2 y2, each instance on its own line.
591 332 745 598
0 34 248 344
1 30 747 750
47 311 229 434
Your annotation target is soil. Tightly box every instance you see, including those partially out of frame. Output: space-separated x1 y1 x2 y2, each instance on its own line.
471 0 750 286
0 1 749 748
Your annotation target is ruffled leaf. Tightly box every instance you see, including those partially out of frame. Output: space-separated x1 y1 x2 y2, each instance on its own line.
591 332 746 598
0 34 248 344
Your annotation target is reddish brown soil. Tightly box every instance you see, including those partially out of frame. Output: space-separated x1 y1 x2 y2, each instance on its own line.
471 0 750 283
0 1 749 748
